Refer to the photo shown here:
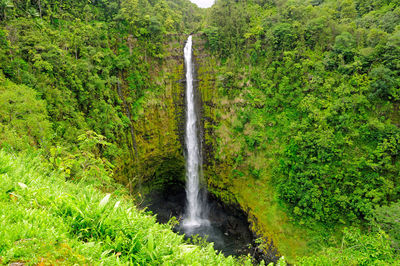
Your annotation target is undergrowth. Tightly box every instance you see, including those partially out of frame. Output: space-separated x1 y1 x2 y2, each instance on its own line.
0 149 248 265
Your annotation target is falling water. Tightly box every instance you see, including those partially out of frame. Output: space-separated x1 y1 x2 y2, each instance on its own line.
182 35 208 228
139 35 278 262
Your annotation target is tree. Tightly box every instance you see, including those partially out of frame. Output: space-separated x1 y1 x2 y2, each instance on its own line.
0 73 52 150
369 66 398 101
334 31 357 63
0 0 13 21
271 23 297 51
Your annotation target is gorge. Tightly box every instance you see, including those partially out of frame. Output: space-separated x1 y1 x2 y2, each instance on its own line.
141 35 279 262
0 0 399 265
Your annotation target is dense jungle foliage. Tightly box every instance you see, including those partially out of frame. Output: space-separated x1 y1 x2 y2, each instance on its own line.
0 0 220 264
200 0 400 263
1 0 400 264
0 0 202 185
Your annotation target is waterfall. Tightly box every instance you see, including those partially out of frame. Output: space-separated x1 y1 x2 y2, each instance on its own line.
183 35 208 228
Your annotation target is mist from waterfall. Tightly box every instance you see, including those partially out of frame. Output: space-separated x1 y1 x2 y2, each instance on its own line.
182 35 209 228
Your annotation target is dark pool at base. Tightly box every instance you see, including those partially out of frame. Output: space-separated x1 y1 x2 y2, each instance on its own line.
140 186 279 262
179 223 250 256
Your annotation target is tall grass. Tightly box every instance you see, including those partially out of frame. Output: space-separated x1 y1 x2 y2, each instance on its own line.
0 150 248 265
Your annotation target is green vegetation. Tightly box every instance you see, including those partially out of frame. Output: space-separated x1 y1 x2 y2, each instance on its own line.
197 0 400 263
1 0 400 264
0 0 202 186
0 150 246 265
298 227 398 265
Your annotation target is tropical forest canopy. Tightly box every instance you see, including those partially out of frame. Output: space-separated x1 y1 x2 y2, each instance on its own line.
205 0 400 225
0 0 399 265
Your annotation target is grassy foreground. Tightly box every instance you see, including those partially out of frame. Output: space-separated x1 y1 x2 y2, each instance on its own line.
0 149 248 265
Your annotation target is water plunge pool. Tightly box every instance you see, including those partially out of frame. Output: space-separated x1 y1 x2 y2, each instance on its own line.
140 185 278 262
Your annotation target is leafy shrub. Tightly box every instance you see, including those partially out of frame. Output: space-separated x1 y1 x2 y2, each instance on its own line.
371 202 400 251
0 74 52 150
299 227 398 265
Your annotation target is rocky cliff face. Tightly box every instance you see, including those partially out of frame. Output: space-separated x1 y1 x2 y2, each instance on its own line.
131 36 187 192
133 34 306 261
132 35 216 194
192 34 308 261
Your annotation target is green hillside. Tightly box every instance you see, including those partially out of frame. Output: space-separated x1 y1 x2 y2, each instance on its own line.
197 0 400 261
0 149 246 265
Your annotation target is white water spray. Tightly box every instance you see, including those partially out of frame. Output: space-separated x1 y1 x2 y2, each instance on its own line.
183 35 208 228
